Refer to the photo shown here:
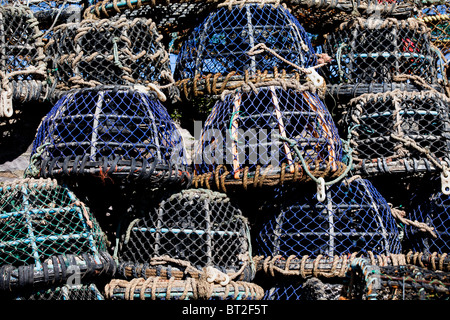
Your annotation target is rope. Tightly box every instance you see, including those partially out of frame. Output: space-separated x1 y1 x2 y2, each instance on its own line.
277 135 352 201
104 275 265 300
246 43 327 92
389 204 438 238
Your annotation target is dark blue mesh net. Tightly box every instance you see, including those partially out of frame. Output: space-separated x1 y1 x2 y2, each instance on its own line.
406 191 450 254
192 86 347 191
255 177 402 258
30 87 191 186
174 3 317 98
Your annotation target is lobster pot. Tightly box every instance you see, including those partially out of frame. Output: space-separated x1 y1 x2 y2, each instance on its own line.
45 15 176 102
30 87 191 186
116 189 253 281
344 260 450 300
174 2 317 99
406 191 450 254
343 90 450 177
255 177 402 258
86 0 216 46
419 4 450 56
0 178 107 268
289 0 414 34
323 17 443 98
264 279 343 300
105 277 265 300
0 5 46 116
192 86 346 192
5 283 105 300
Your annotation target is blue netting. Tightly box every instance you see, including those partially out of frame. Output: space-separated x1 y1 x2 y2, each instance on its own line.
406 191 450 254
30 87 191 186
255 177 402 258
174 3 317 98
0 178 107 268
192 86 347 192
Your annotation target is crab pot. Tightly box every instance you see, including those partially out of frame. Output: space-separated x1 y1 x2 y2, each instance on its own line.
116 189 254 281
342 90 450 177
0 178 107 269
192 86 347 192
0 5 47 115
323 17 443 99
45 15 177 102
289 0 414 34
30 87 191 186
104 277 265 300
1 283 105 300
406 191 450 254
255 177 402 258
343 260 450 300
174 2 317 100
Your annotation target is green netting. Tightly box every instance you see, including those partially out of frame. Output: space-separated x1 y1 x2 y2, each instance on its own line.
0 178 108 268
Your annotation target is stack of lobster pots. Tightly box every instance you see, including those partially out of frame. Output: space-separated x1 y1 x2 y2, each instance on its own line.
0 0 450 301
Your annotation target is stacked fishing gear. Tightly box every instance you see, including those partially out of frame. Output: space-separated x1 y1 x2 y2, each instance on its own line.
0 0 450 302
105 188 264 300
317 0 450 300
0 177 114 300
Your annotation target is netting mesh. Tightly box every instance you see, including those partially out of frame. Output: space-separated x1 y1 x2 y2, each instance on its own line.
174 2 318 99
343 259 450 300
418 4 450 56
0 5 47 116
7 283 105 300
255 177 402 258
30 87 191 185
192 86 347 192
0 178 107 268
263 278 343 300
289 0 415 34
45 15 177 101
86 0 214 45
116 189 252 278
341 90 450 176
0 0 86 13
322 17 444 97
406 191 450 254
